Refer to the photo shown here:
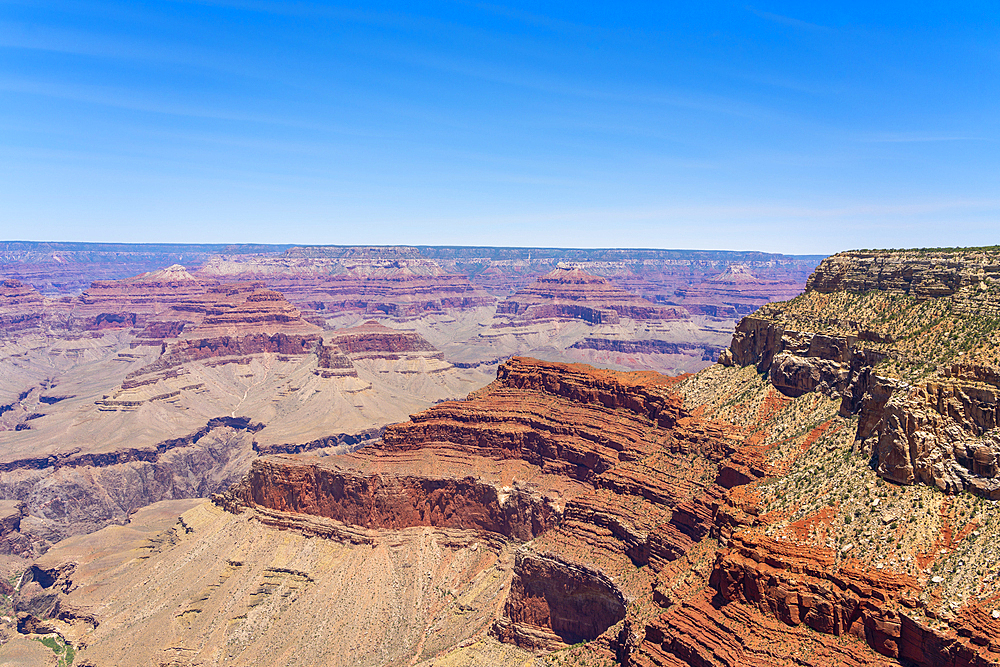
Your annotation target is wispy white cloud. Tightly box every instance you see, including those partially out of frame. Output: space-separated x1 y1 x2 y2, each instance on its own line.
367 43 780 122
0 76 390 139
0 19 287 84
0 76 276 123
464 2 590 34
858 131 986 143
166 0 445 32
747 7 834 32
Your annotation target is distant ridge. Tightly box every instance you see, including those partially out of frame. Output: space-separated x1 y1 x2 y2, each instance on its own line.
0 242 823 300
0 240 823 260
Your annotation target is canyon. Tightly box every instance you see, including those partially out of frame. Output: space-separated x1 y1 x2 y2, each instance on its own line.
0 243 818 381
0 244 813 562
0 267 492 559
6 245 1000 666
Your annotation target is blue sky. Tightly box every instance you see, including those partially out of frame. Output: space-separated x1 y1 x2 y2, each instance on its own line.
0 1 997 253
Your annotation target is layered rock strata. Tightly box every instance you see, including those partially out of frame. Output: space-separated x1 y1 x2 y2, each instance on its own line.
1 242 818 307
670 264 807 318
198 250 495 318
496 267 686 325
0 280 44 308
15 352 1000 665
186 286 319 335
722 249 1000 499
0 274 489 554
217 357 742 651
77 264 212 313
570 337 726 363
0 241 244 295
709 534 999 667
217 354 1000 665
0 280 45 334
326 320 438 357
806 248 1000 297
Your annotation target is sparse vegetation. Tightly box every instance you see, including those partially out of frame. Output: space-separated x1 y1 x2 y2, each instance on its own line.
35 635 75 666
755 286 1000 380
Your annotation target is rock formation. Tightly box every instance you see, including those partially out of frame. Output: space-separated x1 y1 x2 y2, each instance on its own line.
671 263 808 318
219 356 984 663
1 244 818 382
325 319 437 357
0 272 491 556
1 242 818 321
0 241 243 295
213 357 732 652
16 351 1000 665
0 280 44 309
0 280 45 334
805 248 1000 297
466 266 728 377
12 341 1000 665
569 337 726 363
28 245 997 667
722 248 1000 499
197 249 495 319
77 264 213 313
496 266 686 325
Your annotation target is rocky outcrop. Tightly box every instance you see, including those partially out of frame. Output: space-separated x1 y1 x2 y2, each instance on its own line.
632 594 899 667
219 456 560 540
722 249 1000 499
719 316 784 372
251 428 381 456
671 264 809 319
295 271 495 317
0 417 264 549
496 267 686 325
627 458 1000 667
708 533 999 666
806 249 1000 297
1 266 320 339
0 280 46 334
859 379 1000 497
311 321 443 375
314 340 356 376
720 316 885 401
117 284 324 375
0 280 44 308
192 287 317 333
134 320 187 344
